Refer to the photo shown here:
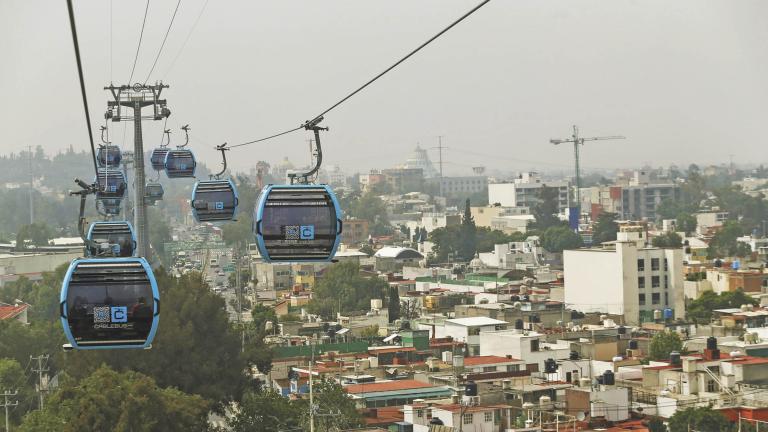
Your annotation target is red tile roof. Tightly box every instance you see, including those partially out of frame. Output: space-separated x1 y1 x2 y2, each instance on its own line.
0 304 27 321
345 380 434 394
368 347 416 355
463 355 521 366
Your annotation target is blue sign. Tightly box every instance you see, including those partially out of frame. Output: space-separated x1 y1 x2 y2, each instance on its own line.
300 225 315 240
215 201 224 210
111 306 128 323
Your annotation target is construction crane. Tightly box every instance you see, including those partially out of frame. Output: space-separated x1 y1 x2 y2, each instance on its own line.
550 125 625 231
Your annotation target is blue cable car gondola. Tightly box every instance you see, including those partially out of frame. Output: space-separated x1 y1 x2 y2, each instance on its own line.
192 179 238 222
94 168 127 200
60 257 159 350
253 184 342 262
96 145 122 167
150 147 170 171
98 199 122 216
164 149 196 178
85 221 137 257
145 182 164 202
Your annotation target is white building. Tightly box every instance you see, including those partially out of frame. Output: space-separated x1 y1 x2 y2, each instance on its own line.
402 145 439 178
563 228 685 325
479 330 571 371
429 175 487 195
405 403 512 432
478 238 545 269
488 172 570 213
432 317 509 356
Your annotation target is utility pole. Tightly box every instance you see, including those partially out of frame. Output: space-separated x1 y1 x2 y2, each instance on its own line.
550 126 625 231
105 83 170 258
30 354 49 410
28 146 34 224
1 390 18 432
308 340 315 432
431 136 447 196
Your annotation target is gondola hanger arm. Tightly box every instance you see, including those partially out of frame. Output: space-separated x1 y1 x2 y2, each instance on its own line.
211 143 229 179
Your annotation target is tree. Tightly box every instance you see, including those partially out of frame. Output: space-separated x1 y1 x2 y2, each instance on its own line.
676 212 697 235
647 417 666 432
359 244 374 256
15 222 53 249
19 366 210 432
349 192 391 235
459 199 477 260
540 225 583 253
0 358 35 427
307 262 387 320
251 303 278 332
229 389 300 432
687 289 758 323
592 212 619 244
652 232 683 248
708 220 746 258
476 228 525 253
668 406 733 432
388 286 400 323
360 325 380 337
530 185 561 230
295 378 363 431
649 331 683 361
62 270 247 408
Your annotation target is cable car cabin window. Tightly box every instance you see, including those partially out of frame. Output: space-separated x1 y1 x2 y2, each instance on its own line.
97 145 122 167
164 150 196 178
86 223 136 257
95 170 127 199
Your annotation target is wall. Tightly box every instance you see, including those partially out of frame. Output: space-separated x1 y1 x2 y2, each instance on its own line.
564 249 627 317
0 252 80 276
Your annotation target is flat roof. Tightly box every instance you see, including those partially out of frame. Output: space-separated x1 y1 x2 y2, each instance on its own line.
463 355 522 366
445 317 508 327
345 380 435 394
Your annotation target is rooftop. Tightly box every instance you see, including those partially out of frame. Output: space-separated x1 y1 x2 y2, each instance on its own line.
345 379 434 394
445 317 508 327
463 355 521 366
0 304 28 321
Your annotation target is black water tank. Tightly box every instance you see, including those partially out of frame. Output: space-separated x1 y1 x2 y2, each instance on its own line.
544 358 558 373
707 336 718 350
465 381 478 397
603 370 615 386
569 351 580 360
515 319 524 330
629 340 639 350
430 418 444 425
617 326 626 335
531 314 541 323
670 351 681 365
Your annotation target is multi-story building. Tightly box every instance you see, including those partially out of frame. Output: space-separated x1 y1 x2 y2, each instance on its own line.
382 168 424 193
359 170 386 192
428 175 487 196
341 218 369 245
488 172 569 213
619 171 681 220
479 329 571 371
432 317 509 356
402 145 438 178
470 206 530 229
563 227 685 325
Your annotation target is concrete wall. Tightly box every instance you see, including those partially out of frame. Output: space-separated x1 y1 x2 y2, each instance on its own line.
0 252 80 276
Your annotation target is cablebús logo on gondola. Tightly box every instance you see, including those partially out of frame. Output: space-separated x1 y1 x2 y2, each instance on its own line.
93 306 132 329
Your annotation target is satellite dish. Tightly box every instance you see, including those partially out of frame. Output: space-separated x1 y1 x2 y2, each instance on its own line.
576 412 586 421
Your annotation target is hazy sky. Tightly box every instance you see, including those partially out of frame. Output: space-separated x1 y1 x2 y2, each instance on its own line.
2 0 767 176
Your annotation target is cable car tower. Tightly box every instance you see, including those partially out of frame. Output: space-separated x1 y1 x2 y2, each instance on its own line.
550 125 624 231
104 83 171 258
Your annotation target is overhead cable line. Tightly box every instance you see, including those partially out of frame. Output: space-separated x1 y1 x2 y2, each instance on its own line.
228 0 492 149
128 0 151 84
66 0 99 175
162 0 209 80
143 0 183 84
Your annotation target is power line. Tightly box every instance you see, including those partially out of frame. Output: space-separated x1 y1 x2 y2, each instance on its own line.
162 0 209 80
229 0 493 149
143 0 183 84
66 0 99 175
128 0 152 84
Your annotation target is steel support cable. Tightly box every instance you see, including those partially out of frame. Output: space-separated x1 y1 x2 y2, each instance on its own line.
128 0 151 84
228 0 492 149
162 0 209 80
143 0 182 84
66 0 99 175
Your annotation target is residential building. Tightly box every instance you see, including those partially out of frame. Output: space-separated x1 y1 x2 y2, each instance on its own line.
619 174 681 220
696 210 729 234
470 206 529 228
479 330 571 371
359 170 386 192
433 317 509 356
0 303 29 324
488 172 569 213
344 379 452 408
706 268 768 294
564 227 685 325
421 213 461 232
404 402 513 432
341 219 370 245
373 247 424 272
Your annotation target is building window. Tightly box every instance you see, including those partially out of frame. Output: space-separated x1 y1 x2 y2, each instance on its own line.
483 366 496 372
664 258 668 271
639 294 646 306
664 292 669 306
507 365 519 372
664 275 668 288
652 293 660 304
637 259 645 271
707 380 717 393
651 258 660 271
638 277 645 288
463 413 473 425
530 339 540 352
416 409 423 418
485 412 493 423
652 276 660 288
